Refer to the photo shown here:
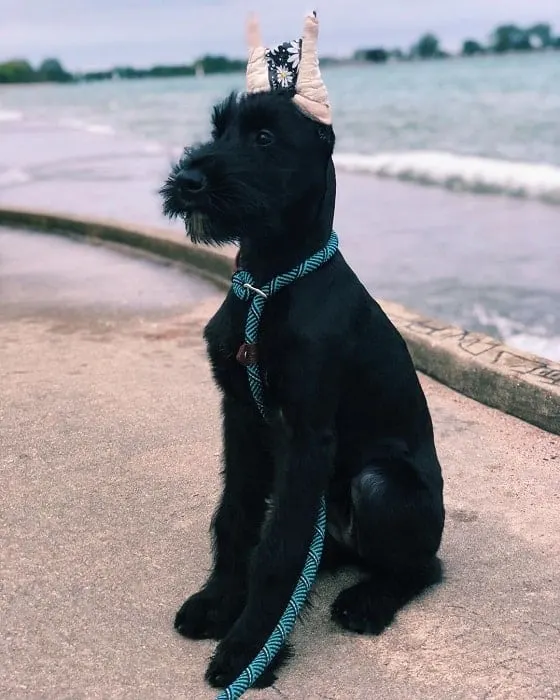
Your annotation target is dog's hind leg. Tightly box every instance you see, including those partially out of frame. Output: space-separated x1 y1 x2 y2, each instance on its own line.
331 451 444 634
174 396 273 641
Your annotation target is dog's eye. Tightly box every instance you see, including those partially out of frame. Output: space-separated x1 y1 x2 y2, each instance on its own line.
255 129 274 146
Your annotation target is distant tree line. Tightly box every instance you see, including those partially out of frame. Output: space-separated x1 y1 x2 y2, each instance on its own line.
1 22 558 84
355 22 560 63
0 54 245 84
75 55 245 83
0 58 72 84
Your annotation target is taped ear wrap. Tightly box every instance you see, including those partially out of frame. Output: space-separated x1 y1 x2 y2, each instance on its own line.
244 11 332 125
246 13 269 93
293 12 332 125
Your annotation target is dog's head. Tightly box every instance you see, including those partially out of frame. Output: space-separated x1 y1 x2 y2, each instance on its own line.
161 11 335 248
160 89 335 246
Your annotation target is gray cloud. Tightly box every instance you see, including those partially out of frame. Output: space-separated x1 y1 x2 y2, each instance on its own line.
0 0 558 70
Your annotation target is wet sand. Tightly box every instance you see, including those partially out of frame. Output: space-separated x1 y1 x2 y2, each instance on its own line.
0 226 217 322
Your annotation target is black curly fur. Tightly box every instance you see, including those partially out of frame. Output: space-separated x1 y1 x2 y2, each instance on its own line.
162 89 445 690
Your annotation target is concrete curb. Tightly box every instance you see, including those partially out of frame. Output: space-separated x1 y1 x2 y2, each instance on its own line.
0 206 233 292
2 205 559 435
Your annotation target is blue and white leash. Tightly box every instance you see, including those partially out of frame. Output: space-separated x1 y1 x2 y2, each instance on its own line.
216 231 339 700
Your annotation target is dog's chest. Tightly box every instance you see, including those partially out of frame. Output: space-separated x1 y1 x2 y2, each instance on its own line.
203 296 275 401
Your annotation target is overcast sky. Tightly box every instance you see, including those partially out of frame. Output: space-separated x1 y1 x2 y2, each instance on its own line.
1 0 559 71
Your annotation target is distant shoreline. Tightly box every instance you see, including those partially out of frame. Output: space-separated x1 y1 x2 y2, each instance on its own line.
0 51 556 91
1 21 558 85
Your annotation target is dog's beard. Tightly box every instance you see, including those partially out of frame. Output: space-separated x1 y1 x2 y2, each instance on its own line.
184 210 211 245
160 171 214 245
180 207 241 247
160 158 278 246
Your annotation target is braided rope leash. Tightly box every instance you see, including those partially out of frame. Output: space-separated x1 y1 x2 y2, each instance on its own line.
216 231 338 700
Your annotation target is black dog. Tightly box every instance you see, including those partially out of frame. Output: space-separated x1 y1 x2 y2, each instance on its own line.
161 88 445 689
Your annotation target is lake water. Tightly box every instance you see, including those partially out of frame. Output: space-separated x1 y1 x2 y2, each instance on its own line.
1 53 559 359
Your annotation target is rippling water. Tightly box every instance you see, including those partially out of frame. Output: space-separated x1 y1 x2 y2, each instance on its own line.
3 52 560 200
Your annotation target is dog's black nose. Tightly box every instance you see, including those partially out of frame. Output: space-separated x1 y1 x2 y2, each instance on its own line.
176 167 207 193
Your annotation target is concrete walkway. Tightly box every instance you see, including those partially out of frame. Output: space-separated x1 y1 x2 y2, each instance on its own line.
1 230 559 700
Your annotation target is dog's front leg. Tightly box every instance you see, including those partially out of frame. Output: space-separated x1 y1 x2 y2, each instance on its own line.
174 395 273 641
206 371 336 689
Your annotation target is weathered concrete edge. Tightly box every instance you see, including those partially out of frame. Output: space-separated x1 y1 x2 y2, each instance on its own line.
2 205 559 436
381 301 560 436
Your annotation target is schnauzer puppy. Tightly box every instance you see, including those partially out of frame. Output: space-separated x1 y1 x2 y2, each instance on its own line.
161 88 445 689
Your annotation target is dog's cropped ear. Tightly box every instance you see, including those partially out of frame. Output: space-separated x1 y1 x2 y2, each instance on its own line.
293 12 332 126
212 91 238 138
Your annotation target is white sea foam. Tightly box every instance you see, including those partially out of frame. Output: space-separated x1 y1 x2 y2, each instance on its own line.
0 109 23 122
142 141 164 154
0 168 31 186
85 123 115 135
334 151 560 205
58 117 115 136
505 333 560 362
471 304 560 361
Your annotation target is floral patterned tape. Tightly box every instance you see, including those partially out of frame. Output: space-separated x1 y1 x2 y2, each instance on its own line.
265 39 302 92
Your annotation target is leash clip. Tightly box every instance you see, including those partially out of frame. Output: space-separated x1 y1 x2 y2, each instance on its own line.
243 282 268 299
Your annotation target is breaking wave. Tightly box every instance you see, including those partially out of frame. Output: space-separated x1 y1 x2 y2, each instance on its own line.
469 303 560 362
334 151 560 205
58 118 116 136
0 109 23 122
0 168 31 186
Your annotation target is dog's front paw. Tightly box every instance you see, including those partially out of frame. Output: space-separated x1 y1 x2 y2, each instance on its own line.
174 583 244 640
205 636 291 690
331 581 396 635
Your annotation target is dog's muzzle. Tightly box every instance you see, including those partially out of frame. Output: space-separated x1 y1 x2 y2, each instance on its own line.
174 167 207 197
